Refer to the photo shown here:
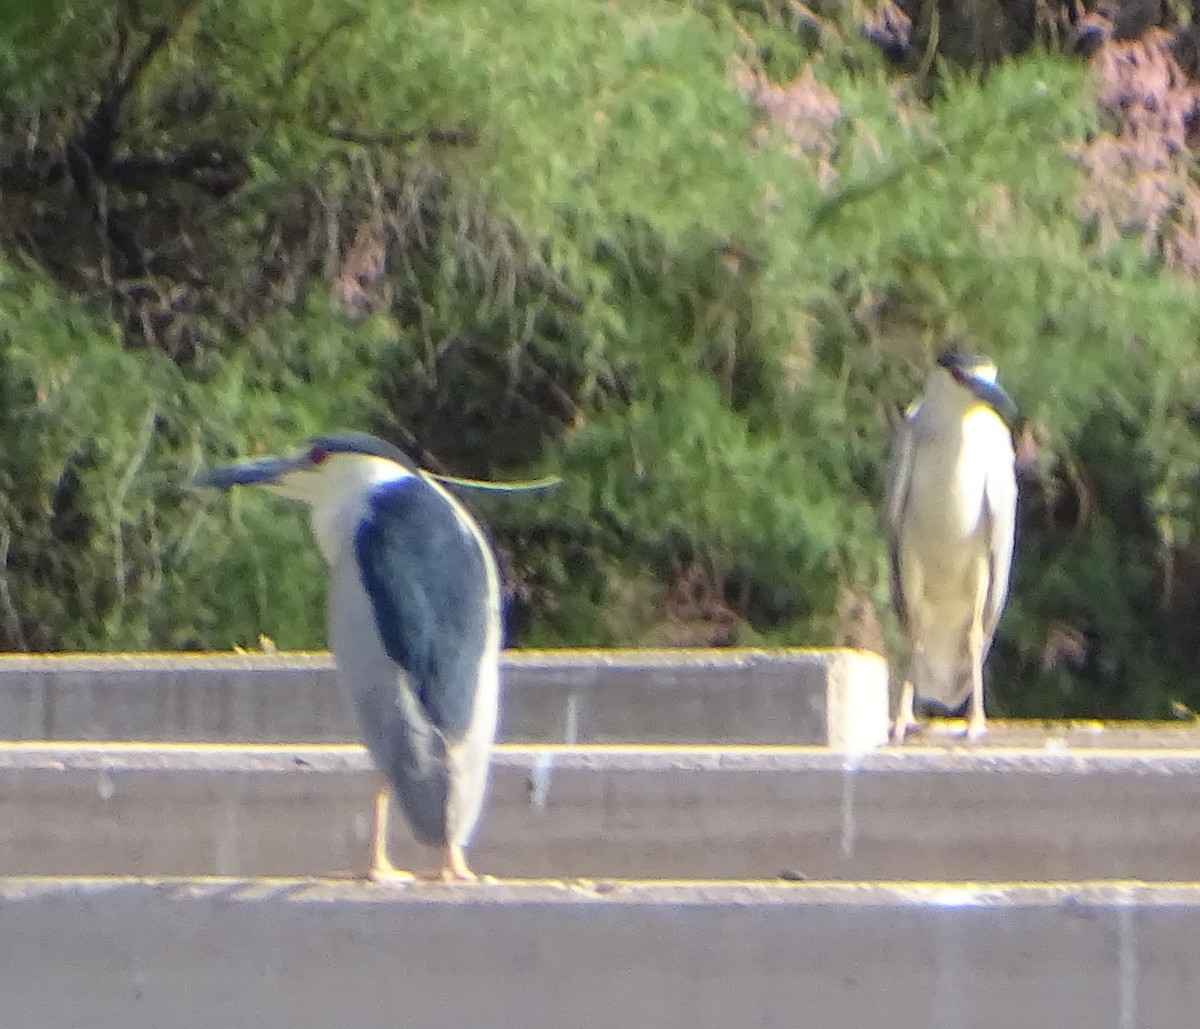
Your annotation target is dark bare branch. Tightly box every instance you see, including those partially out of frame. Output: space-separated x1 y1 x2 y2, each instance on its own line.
330 125 478 148
283 12 364 82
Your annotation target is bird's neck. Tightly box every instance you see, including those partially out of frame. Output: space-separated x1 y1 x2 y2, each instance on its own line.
308 460 413 565
917 370 981 430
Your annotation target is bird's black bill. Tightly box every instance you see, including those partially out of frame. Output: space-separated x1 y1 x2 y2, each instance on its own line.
938 351 1019 430
191 456 295 490
936 347 988 373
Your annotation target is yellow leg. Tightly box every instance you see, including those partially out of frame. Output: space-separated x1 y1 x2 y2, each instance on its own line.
440 843 476 882
966 632 988 743
409 843 477 883
370 785 480 883
891 677 917 744
965 573 989 743
368 789 414 883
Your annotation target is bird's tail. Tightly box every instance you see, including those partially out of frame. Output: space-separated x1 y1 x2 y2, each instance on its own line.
912 642 973 713
382 725 491 850
386 744 453 848
354 686 454 847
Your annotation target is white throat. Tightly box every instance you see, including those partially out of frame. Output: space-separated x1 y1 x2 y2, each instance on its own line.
919 368 977 419
295 455 414 564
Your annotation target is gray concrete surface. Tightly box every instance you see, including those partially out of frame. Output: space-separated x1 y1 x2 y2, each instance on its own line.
0 649 889 748
5 742 1200 881
0 876 1196 1029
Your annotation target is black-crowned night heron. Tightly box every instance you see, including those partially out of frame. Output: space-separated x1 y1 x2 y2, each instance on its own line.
196 433 501 882
885 349 1018 743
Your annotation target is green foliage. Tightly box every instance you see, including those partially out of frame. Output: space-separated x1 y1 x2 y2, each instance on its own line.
2 0 1200 719
0 256 392 650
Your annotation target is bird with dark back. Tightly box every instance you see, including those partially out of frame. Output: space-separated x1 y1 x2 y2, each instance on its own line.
196 432 503 882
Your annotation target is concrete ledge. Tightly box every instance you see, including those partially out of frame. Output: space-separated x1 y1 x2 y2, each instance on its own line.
0 877 1194 1029
0 649 889 749
5 743 1200 881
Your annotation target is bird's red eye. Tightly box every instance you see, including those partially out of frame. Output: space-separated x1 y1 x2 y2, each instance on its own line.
308 445 330 465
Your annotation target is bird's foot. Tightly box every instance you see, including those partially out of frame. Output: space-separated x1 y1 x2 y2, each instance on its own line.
368 855 416 884
416 866 478 884
890 718 921 744
374 844 482 884
367 788 414 883
427 844 478 883
965 717 988 743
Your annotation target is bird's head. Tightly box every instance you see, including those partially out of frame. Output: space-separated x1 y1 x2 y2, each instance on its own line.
934 347 1018 429
193 433 416 506
936 348 998 384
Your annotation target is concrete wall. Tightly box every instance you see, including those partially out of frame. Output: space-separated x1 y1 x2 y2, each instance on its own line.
0 649 889 749
0 877 1194 1029
6 743 1200 881
6 651 1200 1027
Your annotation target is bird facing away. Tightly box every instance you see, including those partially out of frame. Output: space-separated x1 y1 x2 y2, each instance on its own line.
884 349 1018 743
195 433 502 882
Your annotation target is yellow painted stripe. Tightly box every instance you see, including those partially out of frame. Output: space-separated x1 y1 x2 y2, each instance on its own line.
4 875 1200 893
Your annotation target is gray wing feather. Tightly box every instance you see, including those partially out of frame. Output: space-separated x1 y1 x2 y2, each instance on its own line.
981 447 1017 651
328 554 454 847
883 413 915 631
